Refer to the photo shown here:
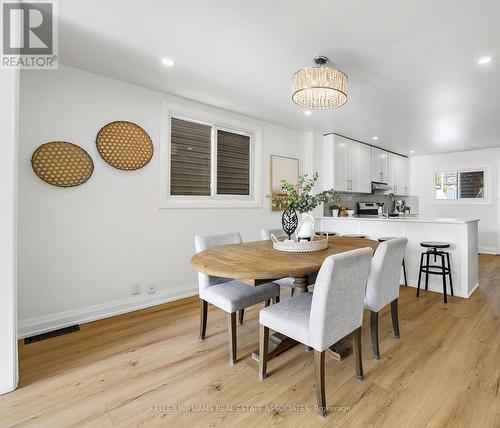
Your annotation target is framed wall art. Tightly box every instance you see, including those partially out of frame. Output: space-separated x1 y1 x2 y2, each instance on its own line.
270 155 299 211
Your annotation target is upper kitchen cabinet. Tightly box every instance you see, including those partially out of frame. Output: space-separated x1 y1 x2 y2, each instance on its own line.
371 147 389 183
388 153 410 195
323 135 371 193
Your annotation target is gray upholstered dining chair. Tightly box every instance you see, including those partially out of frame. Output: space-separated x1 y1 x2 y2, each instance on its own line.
195 232 280 365
260 228 296 296
364 237 408 360
258 247 373 417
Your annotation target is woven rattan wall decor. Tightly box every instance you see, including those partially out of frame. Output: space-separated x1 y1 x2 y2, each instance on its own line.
31 142 94 187
96 121 154 170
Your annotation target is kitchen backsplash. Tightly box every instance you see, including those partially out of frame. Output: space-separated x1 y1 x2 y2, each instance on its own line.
323 193 419 216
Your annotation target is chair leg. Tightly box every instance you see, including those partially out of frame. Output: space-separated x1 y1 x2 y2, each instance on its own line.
273 295 280 304
290 287 295 297
446 252 454 296
199 299 208 340
228 312 237 364
402 258 408 286
352 327 364 380
259 325 269 380
441 254 448 304
417 252 424 297
424 252 430 291
391 298 400 339
238 309 244 325
314 350 327 417
370 311 380 360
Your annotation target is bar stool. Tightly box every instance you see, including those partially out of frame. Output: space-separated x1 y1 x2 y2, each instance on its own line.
343 234 367 238
378 237 408 286
417 241 453 303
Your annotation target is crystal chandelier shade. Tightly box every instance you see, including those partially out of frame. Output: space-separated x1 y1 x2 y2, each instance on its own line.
292 56 348 110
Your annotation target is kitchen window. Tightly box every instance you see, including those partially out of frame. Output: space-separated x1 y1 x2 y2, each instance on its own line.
434 169 486 202
159 102 262 208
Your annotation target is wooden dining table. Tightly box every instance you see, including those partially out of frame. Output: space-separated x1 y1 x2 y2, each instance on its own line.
191 235 378 361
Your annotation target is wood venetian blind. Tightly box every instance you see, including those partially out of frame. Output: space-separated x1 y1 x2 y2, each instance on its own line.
216 130 250 195
170 118 211 196
460 171 484 199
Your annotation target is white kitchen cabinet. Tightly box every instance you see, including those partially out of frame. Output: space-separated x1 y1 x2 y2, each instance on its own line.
371 147 389 183
389 153 410 195
332 137 371 193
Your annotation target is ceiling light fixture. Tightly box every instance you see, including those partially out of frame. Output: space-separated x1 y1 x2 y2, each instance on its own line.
292 56 348 110
372 136 379 141
304 110 312 116
410 150 415 154
478 56 491 65
161 57 175 67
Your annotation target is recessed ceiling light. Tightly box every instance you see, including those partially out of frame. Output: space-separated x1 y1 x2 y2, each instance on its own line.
161 57 175 67
304 110 312 116
478 56 492 65
372 136 379 140
410 150 415 154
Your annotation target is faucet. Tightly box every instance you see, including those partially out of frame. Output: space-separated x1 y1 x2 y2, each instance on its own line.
386 193 395 218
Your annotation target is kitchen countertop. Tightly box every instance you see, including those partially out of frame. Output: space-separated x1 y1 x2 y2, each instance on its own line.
316 215 480 224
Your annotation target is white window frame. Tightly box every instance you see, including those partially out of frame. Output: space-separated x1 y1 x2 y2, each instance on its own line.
159 101 262 208
432 167 490 205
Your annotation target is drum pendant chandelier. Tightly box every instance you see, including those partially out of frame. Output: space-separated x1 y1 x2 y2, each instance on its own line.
292 56 348 110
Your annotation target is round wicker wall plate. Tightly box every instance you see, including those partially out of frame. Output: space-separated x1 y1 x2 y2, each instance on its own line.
96 121 153 170
31 142 94 188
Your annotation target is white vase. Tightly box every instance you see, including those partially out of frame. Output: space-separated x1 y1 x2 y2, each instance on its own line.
297 213 315 241
331 208 339 217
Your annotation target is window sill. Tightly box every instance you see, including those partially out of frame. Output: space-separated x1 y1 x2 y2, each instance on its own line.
159 197 262 209
431 199 490 206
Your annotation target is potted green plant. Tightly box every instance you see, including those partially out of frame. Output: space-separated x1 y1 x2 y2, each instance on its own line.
271 173 343 240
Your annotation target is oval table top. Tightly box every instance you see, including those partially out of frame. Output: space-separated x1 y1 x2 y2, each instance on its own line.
191 236 378 285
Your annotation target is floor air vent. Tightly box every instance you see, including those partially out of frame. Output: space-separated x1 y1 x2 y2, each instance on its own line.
24 324 80 344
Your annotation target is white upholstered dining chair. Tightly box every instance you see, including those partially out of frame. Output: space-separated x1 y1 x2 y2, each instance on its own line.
364 237 408 359
260 228 296 296
258 247 373 416
195 232 280 365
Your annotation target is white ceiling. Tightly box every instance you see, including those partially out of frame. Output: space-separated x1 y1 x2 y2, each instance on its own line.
57 0 500 156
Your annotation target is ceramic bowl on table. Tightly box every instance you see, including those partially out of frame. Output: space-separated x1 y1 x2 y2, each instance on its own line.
346 210 355 217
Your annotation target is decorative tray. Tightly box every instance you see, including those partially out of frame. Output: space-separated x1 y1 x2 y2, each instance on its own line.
271 234 329 253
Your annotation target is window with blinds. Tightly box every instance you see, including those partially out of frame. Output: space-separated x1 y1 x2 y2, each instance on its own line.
434 169 485 200
170 118 212 196
169 117 251 197
216 130 250 195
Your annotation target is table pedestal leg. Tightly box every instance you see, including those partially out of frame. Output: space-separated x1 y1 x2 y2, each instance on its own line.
252 333 298 362
326 338 351 361
293 276 309 294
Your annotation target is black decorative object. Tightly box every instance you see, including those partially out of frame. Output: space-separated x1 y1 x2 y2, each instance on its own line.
281 205 299 239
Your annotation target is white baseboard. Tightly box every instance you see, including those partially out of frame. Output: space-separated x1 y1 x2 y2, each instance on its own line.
18 284 198 339
479 246 497 255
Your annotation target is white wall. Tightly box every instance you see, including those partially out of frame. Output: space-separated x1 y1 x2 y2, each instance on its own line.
18 65 306 337
410 148 500 254
0 68 19 394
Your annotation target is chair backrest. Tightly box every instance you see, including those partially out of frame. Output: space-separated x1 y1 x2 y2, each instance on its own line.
365 237 408 312
194 232 242 292
309 247 373 351
260 228 285 241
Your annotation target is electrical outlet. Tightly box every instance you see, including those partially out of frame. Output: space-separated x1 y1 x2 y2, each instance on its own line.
147 284 157 295
131 283 141 295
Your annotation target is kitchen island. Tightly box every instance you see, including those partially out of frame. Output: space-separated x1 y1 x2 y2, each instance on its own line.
316 216 479 298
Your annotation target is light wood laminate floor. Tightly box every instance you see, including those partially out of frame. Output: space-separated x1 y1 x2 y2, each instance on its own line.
2 255 500 427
